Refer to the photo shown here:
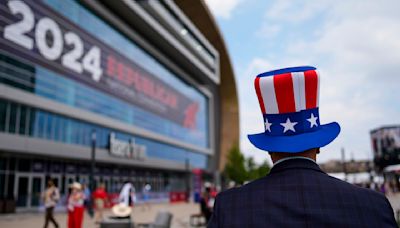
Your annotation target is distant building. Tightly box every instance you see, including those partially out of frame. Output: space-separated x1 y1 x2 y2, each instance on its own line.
370 126 400 171
0 0 238 210
319 159 371 174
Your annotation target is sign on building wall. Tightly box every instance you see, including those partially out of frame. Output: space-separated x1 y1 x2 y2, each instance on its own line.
0 0 199 129
109 133 146 160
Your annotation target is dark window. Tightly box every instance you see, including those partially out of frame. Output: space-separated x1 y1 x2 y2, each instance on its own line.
17 158 31 172
0 157 6 171
9 157 16 171
0 100 6 132
0 174 5 198
19 105 27 135
28 108 36 136
0 53 35 93
8 103 18 133
6 173 14 198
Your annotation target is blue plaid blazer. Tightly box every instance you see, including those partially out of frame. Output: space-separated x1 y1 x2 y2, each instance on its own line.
208 158 396 227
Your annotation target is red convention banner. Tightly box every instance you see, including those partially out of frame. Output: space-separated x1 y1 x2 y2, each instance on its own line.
0 0 199 129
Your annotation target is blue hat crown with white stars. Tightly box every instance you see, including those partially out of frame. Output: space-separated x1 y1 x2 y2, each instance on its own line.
248 66 340 153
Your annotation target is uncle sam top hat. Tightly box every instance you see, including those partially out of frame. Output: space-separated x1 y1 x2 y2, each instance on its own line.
248 66 340 153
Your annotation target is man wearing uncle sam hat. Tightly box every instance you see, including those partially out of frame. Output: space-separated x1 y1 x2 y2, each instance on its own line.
208 66 396 227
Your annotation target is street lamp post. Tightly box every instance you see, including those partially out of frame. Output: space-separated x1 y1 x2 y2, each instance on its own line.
341 148 347 182
185 156 190 202
90 130 97 192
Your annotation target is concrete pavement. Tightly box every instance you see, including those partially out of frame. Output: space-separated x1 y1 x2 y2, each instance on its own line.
2 194 400 227
0 202 205 228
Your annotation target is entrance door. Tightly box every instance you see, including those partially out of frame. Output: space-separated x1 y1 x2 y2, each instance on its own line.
15 173 45 209
15 176 29 207
64 175 76 194
30 176 42 207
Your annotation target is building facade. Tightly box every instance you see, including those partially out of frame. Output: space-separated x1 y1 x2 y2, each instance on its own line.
0 0 238 210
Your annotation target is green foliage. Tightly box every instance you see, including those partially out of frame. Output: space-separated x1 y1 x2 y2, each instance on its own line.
224 146 271 185
224 146 247 185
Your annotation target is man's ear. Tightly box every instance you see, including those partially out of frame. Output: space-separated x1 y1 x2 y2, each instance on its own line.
316 148 320 154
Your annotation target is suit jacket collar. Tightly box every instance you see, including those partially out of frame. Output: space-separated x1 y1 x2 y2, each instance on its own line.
269 158 325 175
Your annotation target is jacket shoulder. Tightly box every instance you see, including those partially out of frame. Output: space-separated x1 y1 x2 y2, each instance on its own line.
216 177 268 201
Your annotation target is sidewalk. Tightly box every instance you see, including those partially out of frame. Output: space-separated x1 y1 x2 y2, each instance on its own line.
0 202 204 228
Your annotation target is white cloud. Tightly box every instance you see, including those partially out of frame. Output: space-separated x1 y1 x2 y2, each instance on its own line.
256 24 281 39
265 0 332 23
204 0 242 19
238 0 400 164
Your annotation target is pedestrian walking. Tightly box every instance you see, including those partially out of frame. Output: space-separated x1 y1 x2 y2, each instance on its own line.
93 183 108 223
200 183 213 223
208 66 397 227
82 183 94 218
67 182 85 228
142 183 151 211
119 182 136 207
43 179 60 228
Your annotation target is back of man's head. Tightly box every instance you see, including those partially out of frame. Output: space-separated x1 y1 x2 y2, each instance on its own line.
269 148 319 164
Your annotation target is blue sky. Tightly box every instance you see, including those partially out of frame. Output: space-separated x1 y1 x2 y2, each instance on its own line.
204 0 400 164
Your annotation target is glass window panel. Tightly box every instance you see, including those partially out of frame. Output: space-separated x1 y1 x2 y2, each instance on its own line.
60 117 66 143
0 157 6 171
37 111 46 138
29 108 36 136
17 158 31 172
8 103 18 133
0 174 5 198
0 100 6 132
65 118 72 144
19 105 27 135
46 114 53 140
53 115 60 141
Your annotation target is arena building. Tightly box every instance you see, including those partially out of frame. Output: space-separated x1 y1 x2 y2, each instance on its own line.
0 0 238 210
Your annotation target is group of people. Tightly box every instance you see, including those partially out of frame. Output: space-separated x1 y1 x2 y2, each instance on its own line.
42 180 152 228
42 180 108 228
200 182 218 223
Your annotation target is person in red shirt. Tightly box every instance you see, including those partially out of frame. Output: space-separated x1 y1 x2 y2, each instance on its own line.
67 182 85 228
93 183 108 223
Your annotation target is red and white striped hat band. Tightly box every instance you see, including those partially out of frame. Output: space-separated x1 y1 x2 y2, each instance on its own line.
255 67 320 115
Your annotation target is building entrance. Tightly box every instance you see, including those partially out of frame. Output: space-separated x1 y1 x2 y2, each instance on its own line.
14 173 45 209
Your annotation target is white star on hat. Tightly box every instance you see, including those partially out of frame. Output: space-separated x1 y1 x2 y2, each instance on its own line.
307 113 319 128
280 118 298 133
264 119 272 132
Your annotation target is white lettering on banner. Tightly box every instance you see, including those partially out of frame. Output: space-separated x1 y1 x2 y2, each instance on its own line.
35 17 63 60
3 0 34 49
109 133 146 160
2 0 103 81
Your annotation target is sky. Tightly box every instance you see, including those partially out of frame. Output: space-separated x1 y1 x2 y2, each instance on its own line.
204 0 400 164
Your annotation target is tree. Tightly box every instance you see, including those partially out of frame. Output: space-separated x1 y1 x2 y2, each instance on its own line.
256 160 271 178
224 146 247 185
224 146 271 185
246 157 259 181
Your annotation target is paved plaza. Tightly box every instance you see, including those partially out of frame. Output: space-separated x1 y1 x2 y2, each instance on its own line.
0 202 204 228
1 193 400 228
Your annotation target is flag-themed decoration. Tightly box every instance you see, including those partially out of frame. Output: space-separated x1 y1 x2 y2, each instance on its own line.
248 66 340 153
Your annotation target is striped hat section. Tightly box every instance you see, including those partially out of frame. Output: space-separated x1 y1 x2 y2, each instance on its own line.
248 66 340 153
254 66 321 136
255 68 320 115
